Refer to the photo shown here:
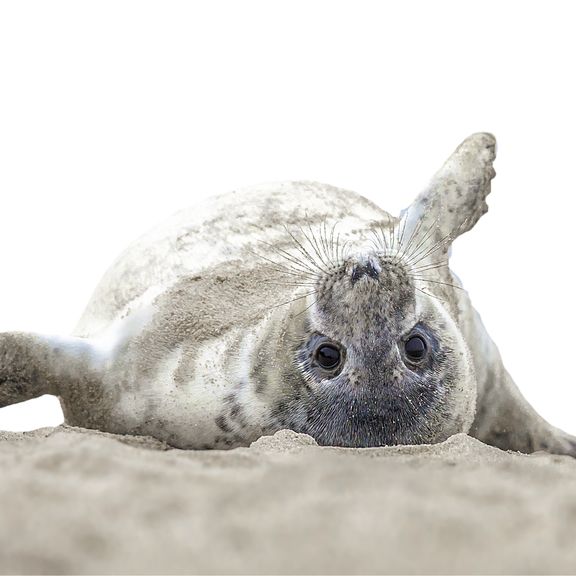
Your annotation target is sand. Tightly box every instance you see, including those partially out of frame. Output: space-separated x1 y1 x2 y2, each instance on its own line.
1 427 576 575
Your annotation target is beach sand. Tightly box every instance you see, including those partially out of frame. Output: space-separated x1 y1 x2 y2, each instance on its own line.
1 426 576 574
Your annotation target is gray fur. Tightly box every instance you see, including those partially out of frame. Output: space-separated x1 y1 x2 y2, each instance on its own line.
1 133 575 455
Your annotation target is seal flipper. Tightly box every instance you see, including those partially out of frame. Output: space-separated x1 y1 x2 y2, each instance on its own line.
400 132 497 253
0 332 100 409
461 308 576 458
472 367 576 458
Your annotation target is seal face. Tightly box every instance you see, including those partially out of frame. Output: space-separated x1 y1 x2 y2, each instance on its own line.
2 133 576 457
217 241 476 449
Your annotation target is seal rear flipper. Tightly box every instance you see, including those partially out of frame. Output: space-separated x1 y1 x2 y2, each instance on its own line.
460 304 576 458
0 332 101 410
471 368 576 458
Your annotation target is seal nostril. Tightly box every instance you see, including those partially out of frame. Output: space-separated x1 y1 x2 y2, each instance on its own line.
351 265 364 284
350 261 379 285
364 261 379 280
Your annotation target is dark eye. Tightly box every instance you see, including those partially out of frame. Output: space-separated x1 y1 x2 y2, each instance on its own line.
404 335 427 363
314 344 341 370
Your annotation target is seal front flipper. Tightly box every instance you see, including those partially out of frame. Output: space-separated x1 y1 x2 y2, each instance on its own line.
400 132 497 251
0 332 102 415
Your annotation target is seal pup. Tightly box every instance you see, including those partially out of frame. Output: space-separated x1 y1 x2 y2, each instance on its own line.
1 133 575 455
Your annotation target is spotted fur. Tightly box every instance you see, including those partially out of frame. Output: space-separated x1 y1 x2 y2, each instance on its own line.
1 133 575 456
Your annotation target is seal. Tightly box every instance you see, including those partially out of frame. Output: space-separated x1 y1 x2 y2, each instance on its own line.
1 133 575 455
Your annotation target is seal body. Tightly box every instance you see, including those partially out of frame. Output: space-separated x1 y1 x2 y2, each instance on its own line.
65 182 476 449
1 133 575 455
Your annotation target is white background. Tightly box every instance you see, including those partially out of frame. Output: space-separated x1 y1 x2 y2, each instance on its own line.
1 1 575 436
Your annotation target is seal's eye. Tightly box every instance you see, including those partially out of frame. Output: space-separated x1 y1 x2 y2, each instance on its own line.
314 344 341 370
404 335 427 363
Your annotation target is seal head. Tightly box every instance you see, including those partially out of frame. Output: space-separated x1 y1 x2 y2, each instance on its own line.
263 246 476 448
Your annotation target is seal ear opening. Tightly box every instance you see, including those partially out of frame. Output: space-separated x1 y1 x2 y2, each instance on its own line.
399 133 497 258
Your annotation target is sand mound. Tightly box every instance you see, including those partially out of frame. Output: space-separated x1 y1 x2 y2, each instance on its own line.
1 427 576 574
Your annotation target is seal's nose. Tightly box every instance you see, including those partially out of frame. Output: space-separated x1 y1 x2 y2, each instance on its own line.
350 260 380 285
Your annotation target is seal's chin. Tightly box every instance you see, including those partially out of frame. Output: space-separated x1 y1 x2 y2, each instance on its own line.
291 383 448 448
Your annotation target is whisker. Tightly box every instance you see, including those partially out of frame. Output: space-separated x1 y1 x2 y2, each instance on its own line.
403 213 442 264
256 239 319 277
397 206 410 253
341 240 352 261
335 232 342 263
388 213 396 253
284 226 330 275
319 219 334 268
247 249 319 280
414 286 446 303
266 266 316 279
329 221 338 263
269 290 317 311
369 226 387 253
408 215 473 267
407 231 454 267
375 223 387 253
399 210 427 262
368 235 383 254
408 276 465 290
293 297 318 319
263 280 319 288
244 249 322 285
410 262 449 274
302 222 331 271
382 220 391 252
